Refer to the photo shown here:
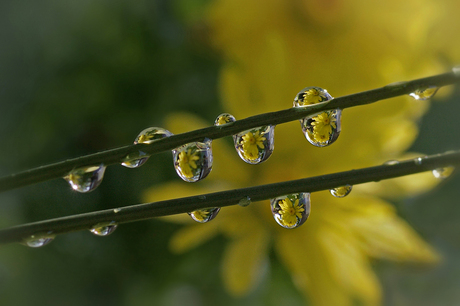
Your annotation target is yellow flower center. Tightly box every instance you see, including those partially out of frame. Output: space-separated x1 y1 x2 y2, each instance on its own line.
241 130 266 161
278 198 304 227
178 149 200 178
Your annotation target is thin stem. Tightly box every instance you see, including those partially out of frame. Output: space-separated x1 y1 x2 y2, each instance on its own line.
1 150 458 245
0 71 458 192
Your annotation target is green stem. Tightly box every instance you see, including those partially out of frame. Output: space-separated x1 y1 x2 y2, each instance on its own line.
0 71 458 192
1 150 458 245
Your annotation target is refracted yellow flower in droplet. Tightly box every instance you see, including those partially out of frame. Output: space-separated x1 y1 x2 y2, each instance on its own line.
178 149 200 178
311 112 337 136
137 133 153 143
332 186 351 197
217 115 232 125
190 209 210 222
300 88 328 105
278 198 305 227
241 130 266 161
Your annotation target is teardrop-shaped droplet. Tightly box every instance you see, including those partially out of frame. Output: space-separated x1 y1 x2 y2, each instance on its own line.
214 113 236 126
64 164 106 193
383 160 399 165
188 207 220 223
271 193 310 229
432 166 454 179
122 127 173 168
234 125 274 164
330 185 352 198
238 196 251 207
409 86 438 100
24 235 54 248
90 222 118 236
173 139 213 182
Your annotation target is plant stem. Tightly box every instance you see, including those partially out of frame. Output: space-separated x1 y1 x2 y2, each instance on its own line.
1 150 458 245
0 71 458 192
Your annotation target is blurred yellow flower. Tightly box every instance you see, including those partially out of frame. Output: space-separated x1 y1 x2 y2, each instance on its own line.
241 130 266 161
144 0 459 304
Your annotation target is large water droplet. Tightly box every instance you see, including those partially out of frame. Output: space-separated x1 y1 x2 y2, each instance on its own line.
90 222 118 236
64 164 106 193
271 193 310 229
234 126 275 164
214 113 236 126
330 185 352 198
173 140 213 182
189 207 220 223
24 235 54 248
409 86 438 100
122 127 173 168
432 166 454 179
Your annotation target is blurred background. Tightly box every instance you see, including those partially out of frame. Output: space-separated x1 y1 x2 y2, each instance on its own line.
0 0 459 305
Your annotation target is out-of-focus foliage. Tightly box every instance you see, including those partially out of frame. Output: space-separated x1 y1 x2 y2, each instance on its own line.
0 0 459 305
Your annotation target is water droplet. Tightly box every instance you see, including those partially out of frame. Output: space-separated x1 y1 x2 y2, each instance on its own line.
90 222 118 236
122 127 173 168
173 139 213 182
271 193 310 229
24 235 54 248
64 164 106 193
113 208 121 213
238 196 251 207
214 113 236 126
453 66 460 76
384 160 399 165
330 185 352 198
414 157 423 165
234 126 275 164
432 166 454 179
409 86 438 100
293 87 333 107
188 207 220 223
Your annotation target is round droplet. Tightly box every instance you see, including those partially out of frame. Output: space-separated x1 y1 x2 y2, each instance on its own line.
90 222 118 236
214 113 236 126
234 125 275 164
24 235 54 248
432 166 454 179
409 86 438 100
64 164 106 193
384 160 399 165
300 109 341 147
293 86 333 107
238 196 251 207
330 185 352 198
271 193 310 229
122 127 173 168
173 139 213 182
188 207 220 223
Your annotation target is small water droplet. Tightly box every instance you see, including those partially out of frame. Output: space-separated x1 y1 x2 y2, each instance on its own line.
234 126 275 164
330 185 352 198
122 127 173 168
409 86 438 100
90 222 118 236
414 157 423 165
188 207 220 223
238 196 251 207
432 166 454 179
64 164 106 193
24 235 54 248
113 208 121 213
271 193 310 229
384 160 399 165
173 139 213 182
214 113 236 126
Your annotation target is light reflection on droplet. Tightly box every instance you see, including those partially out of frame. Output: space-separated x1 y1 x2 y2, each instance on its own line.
432 166 454 179
90 222 118 236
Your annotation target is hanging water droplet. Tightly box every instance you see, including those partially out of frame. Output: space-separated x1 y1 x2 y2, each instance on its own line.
234 126 275 164
384 160 400 165
271 193 310 229
64 164 106 193
122 127 173 168
409 86 438 100
214 113 236 126
24 235 54 248
188 207 220 223
432 166 454 179
113 208 121 213
330 185 352 198
90 222 118 236
173 139 213 182
238 196 251 207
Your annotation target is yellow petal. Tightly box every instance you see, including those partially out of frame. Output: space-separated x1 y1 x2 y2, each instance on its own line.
170 222 220 253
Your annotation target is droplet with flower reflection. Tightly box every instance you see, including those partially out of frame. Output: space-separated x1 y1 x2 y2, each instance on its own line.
90 222 118 236
432 166 454 179
189 207 220 223
271 193 310 229
293 87 340 147
122 127 173 168
409 86 438 100
173 140 213 182
214 113 236 126
234 126 274 164
330 185 353 198
64 164 106 193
